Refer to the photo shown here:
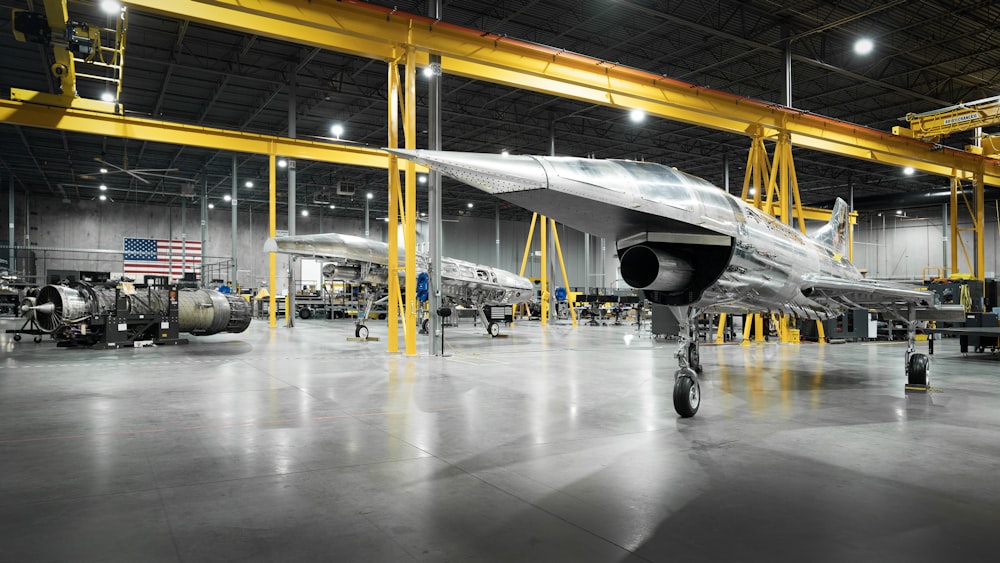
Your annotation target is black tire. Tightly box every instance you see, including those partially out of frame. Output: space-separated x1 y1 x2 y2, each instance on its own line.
298 307 312 319
13 334 21 342
355 325 369 339
33 335 42 343
421 318 430 333
907 353 929 386
673 371 701 418
488 322 500 337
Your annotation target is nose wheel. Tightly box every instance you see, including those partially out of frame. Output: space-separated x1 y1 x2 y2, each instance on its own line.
487 321 500 337
673 368 701 418
355 324 369 339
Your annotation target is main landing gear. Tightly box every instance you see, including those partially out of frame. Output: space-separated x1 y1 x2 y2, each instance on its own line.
904 303 930 390
671 307 702 418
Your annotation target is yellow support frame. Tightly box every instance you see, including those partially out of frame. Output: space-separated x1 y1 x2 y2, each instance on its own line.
386 48 418 355
0 100 390 168
949 173 987 281
548 219 578 327
516 214 577 327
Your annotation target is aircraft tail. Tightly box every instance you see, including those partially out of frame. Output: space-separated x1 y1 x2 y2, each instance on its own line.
812 198 850 256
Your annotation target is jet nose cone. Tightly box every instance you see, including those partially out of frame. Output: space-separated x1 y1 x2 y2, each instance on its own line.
386 149 548 194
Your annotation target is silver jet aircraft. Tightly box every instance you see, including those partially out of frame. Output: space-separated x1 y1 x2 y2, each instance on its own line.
264 232 534 338
389 149 961 418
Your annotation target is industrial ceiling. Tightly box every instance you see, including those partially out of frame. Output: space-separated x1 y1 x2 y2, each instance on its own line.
0 0 998 221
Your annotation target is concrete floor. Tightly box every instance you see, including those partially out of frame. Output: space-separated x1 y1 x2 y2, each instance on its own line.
1 316 999 562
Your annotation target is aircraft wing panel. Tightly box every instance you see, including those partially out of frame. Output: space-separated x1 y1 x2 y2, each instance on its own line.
264 233 391 266
801 275 935 308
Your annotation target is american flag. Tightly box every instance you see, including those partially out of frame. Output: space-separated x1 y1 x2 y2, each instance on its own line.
123 238 202 280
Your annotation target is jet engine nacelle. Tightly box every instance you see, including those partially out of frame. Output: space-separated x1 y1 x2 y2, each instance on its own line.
619 245 694 292
618 239 735 306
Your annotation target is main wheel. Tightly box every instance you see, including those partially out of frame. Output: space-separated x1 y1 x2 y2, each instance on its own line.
298 307 312 319
13 334 21 341
673 369 701 418
355 325 369 339
488 322 500 337
907 353 929 386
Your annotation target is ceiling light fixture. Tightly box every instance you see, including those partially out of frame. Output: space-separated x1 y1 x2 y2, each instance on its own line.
100 91 115 103
854 38 874 55
99 194 107 201
100 1 121 14
208 203 215 209
223 194 232 202
629 108 646 123
244 180 253 188
99 184 107 191
903 166 915 175
301 209 309 217
331 123 345 139
277 159 287 168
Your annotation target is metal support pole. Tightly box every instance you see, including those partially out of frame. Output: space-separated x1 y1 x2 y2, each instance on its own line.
7 174 14 274
427 1 443 354
583 232 590 295
723 153 730 195
783 27 792 108
201 175 207 285
364 196 370 238
600 237 606 290
181 197 187 279
268 151 277 328
287 75 297 326
942 203 949 275
230 155 238 286
495 203 500 268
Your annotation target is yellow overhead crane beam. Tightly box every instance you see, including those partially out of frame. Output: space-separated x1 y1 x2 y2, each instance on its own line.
121 0 1000 186
0 99 389 168
893 95 1000 145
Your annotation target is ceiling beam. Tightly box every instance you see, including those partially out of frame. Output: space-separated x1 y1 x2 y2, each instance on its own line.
120 0 1000 187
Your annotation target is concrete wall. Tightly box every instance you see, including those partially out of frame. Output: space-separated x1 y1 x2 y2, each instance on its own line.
852 208 1000 280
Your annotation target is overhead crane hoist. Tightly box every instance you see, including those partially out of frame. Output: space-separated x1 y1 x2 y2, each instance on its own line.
10 0 126 113
893 95 1000 157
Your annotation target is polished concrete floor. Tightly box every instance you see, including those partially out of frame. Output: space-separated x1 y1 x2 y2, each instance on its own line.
2 315 999 562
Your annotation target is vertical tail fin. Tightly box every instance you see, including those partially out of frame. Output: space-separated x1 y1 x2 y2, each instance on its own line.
812 198 850 257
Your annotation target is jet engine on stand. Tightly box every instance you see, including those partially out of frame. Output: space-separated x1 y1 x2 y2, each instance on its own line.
23 282 252 347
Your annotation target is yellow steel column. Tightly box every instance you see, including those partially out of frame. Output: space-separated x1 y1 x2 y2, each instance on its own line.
715 313 727 344
517 213 539 319
403 45 418 355
268 149 277 328
950 176 959 275
540 215 548 326
387 55 401 352
755 314 765 343
976 163 986 281
741 314 754 345
549 219 578 326
518 213 538 277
